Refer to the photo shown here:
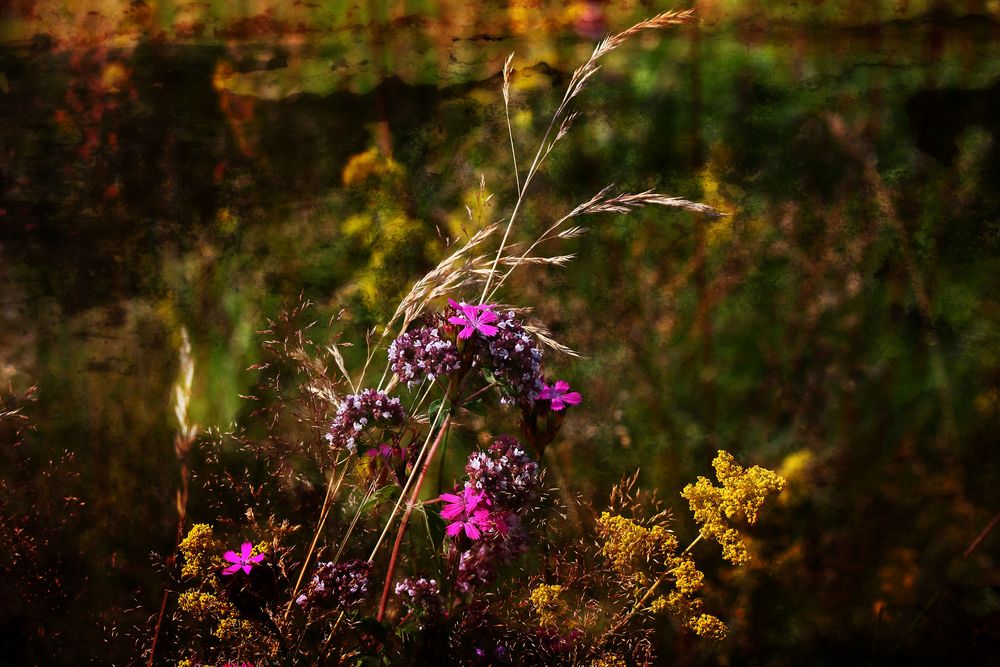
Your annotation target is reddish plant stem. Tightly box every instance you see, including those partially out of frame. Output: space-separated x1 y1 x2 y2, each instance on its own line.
376 414 452 622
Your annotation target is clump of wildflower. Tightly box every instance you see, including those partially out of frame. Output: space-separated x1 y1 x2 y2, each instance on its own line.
295 559 371 610
363 442 411 482
448 299 499 339
214 615 254 640
480 309 544 404
221 542 266 576
690 614 728 640
590 654 627 667
178 523 222 579
327 389 405 454
681 450 785 565
455 517 529 592
395 576 444 618
388 324 461 386
649 555 728 640
596 512 678 590
465 435 541 512
440 484 492 540
539 379 582 411
177 591 229 621
529 583 566 627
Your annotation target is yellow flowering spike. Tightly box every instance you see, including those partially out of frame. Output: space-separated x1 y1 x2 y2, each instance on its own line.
681 450 785 565
213 614 254 641
670 556 705 597
177 591 227 621
596 512 678 589
590 654 627 667
690 613 728 640
178 523 223 579
529 584 566 627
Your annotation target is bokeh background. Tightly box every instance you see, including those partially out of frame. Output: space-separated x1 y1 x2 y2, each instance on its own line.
1 0 999 664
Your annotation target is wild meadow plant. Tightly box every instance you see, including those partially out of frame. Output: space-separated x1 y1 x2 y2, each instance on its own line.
159 9 786 666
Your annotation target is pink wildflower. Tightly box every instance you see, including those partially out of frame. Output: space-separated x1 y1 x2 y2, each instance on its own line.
539 380 582 411
440 485 492 540
221 542 265 576
447 299 499 339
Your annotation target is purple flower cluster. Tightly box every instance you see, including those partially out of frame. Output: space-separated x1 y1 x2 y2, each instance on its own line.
466 435 540 512
438 435 541 592
456 517 528 593
387 324 461 387
326 389 405 454
481 310 544 405
395 576 444 617
295 559 371 610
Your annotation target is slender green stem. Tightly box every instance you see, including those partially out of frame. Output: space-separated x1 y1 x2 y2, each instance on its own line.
376 413 453 621
285 463 348 621
368 396 449 561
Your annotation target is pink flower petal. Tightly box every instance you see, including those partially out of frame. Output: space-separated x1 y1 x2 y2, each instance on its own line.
554 380 571 393
249 553 266 564
222 563 242 576
463 522 481 540
242 564 252 575
446 521 463 537
240 542 253 560
550 397 566 411
561 391 582 406
440 506 463 520
477 322 498 337
456 326 474 339
447 298 461 309
223 550 241 563
447 315 467 327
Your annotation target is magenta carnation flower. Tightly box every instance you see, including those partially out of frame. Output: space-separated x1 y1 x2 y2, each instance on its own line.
539 380 582 411
221 542 265 576
447 299 499 339
440 485 492 540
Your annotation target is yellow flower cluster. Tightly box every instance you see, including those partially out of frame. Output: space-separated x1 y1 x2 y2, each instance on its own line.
596 512 678 589
177 591 228 621
681 451 785 565
690 614 728 640
590 653 627 667
529 584 566 627
214 615 254 641
177 589 250 642
178 523 223 579
649 555 728 640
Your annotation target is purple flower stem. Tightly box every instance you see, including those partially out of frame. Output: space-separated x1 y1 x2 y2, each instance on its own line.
376 413 453 623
